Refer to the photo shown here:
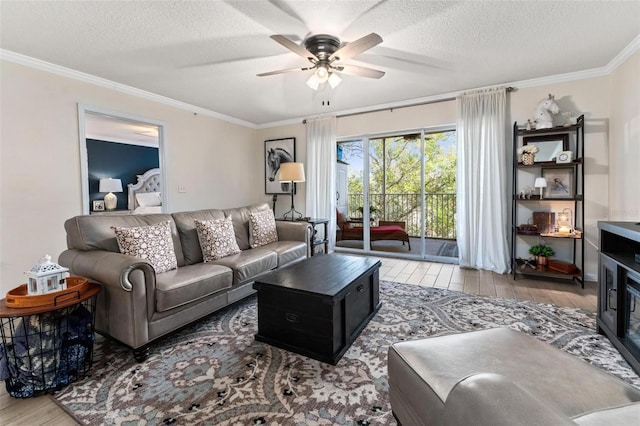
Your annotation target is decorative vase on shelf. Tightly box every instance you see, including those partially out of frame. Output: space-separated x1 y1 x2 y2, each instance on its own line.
521 153 535 165
536 255 548 269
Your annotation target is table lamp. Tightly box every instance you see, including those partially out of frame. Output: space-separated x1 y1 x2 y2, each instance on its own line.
534 177 547 199
279 162 305 221
99 178 123 210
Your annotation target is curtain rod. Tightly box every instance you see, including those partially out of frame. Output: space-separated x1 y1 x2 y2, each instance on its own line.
303 86 514 123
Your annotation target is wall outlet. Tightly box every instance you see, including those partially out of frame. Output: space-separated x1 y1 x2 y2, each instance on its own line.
178 185 186 193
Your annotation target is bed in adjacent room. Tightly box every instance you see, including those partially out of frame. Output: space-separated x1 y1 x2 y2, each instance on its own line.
127 168 162 214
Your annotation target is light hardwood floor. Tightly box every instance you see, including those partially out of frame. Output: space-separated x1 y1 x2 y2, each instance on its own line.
378 257 597 312
0 257 597 425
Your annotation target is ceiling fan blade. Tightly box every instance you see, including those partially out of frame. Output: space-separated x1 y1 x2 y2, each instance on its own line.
333 64 385 79
257 66 312 77
270 35 318 61
329 33 383 62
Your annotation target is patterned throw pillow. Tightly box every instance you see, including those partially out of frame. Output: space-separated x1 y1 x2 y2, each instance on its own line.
249 209 278 248
112 221 177 273
195 217 241 261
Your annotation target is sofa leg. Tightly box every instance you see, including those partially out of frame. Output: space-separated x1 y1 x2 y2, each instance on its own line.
133 346 150 363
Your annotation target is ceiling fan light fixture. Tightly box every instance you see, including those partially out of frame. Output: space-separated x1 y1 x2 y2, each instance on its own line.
306 74 321 90
315 65 329 83
260 33 384 90
328 72 341 88
307 70 341 91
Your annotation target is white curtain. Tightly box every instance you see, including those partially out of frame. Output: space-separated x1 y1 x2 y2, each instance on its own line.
456 87 511 273
305 116 337 251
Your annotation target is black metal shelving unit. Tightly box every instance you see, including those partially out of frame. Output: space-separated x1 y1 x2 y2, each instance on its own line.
511 115 585 287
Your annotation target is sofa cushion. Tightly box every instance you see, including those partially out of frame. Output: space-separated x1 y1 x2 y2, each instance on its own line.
64 213 185 266
443 373 576 426
210 247 277 285
195 217 241 261
223 203 271 250
388 328 640 426
155 263 233 312
172 209 226 265
260 241 307 267
249 209 278 248
112 221 177 273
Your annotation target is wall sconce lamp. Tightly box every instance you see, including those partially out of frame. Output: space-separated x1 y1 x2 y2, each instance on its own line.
99 178 123 210
279 162 305 221
534 177 547 199
557 208 573 235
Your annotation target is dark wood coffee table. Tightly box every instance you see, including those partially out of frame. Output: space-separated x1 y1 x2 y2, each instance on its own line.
253 254 382 365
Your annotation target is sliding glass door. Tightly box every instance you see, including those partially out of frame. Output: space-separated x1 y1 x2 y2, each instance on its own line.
368 134 422 254
336 139 368 251
335 128 457 261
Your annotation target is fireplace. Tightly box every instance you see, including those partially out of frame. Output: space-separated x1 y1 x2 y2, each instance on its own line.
626 272 640 359
598 221 640 374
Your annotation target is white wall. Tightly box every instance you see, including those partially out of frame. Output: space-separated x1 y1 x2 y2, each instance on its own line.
0 60 258 295
257 123 307 220
337 101 457 137
609 50 640 221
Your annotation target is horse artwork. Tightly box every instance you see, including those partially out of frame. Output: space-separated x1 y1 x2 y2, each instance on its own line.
267 148 293 191
534 94 560 129
264 138 295 194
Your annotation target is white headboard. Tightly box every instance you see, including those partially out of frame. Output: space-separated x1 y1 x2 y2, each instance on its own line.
128 168 161 211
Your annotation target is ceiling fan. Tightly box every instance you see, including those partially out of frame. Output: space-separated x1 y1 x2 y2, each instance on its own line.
257 33 385 90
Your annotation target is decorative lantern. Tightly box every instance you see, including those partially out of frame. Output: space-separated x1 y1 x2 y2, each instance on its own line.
557 208 574 235
24 254 69 295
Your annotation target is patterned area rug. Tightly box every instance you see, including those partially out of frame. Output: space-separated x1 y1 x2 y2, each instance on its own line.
53 281 640 425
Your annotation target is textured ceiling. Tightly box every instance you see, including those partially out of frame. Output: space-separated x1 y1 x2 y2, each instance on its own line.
1 1 639 126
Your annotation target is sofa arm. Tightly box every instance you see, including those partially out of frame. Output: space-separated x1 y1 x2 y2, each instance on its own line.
276 221 312 242
443 373 576 426
59 249 156 349
59 249 155 292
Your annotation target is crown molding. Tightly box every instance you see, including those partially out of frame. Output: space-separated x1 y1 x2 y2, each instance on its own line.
255 117 306 129
0 49 257 129
503 66 610 90
606 34 640 73
258 67 613 129
261 36 640 128
256 91 460 129
4 34 639 131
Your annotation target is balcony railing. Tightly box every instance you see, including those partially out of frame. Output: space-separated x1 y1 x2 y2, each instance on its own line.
347 193 456 239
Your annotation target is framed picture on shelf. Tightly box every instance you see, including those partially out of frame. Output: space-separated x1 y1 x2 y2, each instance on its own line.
92 200 105 211
264 138 295 194
523 134 569 162
541 167 574 198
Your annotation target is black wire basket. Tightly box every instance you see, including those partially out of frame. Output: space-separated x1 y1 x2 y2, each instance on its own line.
0 295 97 398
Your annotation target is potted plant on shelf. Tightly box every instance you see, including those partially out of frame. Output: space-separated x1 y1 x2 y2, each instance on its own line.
529 244 555 269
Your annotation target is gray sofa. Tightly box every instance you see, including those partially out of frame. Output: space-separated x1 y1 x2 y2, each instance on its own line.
388 328 640 425
59 203 311 361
